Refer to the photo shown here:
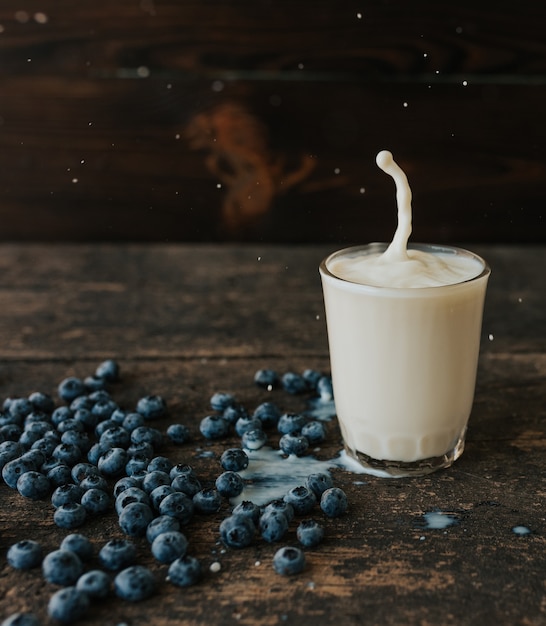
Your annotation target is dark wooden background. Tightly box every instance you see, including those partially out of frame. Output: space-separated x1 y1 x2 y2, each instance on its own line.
0 0 545 243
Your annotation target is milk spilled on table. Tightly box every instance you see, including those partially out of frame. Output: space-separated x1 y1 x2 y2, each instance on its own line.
320 151 490 469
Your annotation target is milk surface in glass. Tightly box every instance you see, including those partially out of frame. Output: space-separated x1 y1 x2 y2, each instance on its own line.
319 151 490 477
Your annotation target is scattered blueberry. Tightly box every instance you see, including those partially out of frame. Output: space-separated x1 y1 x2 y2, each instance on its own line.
76 569 111 599
48 587 90 623
259 510 289 543
81 487 111 515
118 502 155 537
166 423 190 444
273 546 306 575
170 472 202 497
301 420 327 444
193 488 222 514
220 448 249 472
7 540 43 569
114 565 156 602
215 471 244 498
130 425 163 448
136 395 167 421
167 555 202 587
53 503 87 529
253 402 281 428
149 484 176 511
302 369 322 389
199 415 230 440
320 487 348 518
277 413 306 435
305 472 334 498
51 483 84 508
146 515 181 544
158 492 195 525
279 433 309 457
141 470 171 494
115 487 150 515
95 359 120 382
219 514 255 548
16 470 51 500
99 538 137 571
42 549 83 586
297 519 325 547
57 377 85 403
234 415 262 437
263 499 295 523
253 369 279 390
97 447 128 477
231 500 261 525
241 428 267 450
60 534 94 561
281 372 308 394
151 530 188 564
210 391 236 412
283 485 317 515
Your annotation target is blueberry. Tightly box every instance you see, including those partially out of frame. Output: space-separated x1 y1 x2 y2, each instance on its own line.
283 485 317 515
87 442 109 465
8 397 33 419
46 463 73 487
47 587 90 623
279 433 309 457
125 453 150 476
241 428 267 451
136 395 167 421
52 442 82 466
88 389 111 404
113 476 141 498
114 565 155 602
193 488 222 514
81 487 111 515
145 515 181 543
231 500 261 525
61 429 91 453
219 514 255 548
151 530 188 564
99 538 137 571
42 549 83 585
2 457 36 489
158 492 194 525
0 441 24 468
30 437 57 457
215 471 244 498
297 519 325 547
149 484 176 511
147 456 173 474
95 359 120 382
253 369 279 390
305 472 334 498
58 377 85 403
57 417 84 434
97 447 128 476
169 463 197 481
53 503 87 529
7 540 43 569
131 425 163 448
272 546 305 575
281 372 308 394
127 441 155 459
76 569 111 599
263 499 295 523
51 483 84 508
115 487 150 515
210 391 236 412
99 425 131 449
79 473 109 492
110 408 128 424
1 613 41 626
199 415 230 440
222 404 248 425
166 423 191 445
277 413 306 435
141 470 171 494
302 369 322 389
122 412 145 432
301 420 327 444
94 419 118 438
253 402 281 429
259 510 289 543
118 502 154 537
171 472 202 497
60 534 94 561
91 399 119 421
320 487 348 518
0 423 22 442
71 461 100 483
220 448 249 472
167 555 202 587
16 470 51 500
69 396 94 412
234 416 261 437
84 375 108 392
316 375 334 401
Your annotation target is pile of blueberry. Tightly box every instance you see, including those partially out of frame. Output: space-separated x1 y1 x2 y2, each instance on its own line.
1 361 347 625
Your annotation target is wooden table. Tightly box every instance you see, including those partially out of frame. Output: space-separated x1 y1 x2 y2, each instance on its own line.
0 243 544 626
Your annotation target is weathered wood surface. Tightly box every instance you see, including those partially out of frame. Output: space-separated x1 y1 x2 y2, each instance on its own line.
0 243 545 626
0 1 545 243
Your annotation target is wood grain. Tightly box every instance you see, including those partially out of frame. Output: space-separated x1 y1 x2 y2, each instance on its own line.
0 243 545 625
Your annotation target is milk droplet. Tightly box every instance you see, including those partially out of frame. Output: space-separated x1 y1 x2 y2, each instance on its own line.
137 66 150 78
212 80 224 92
34 12 48 23
334 168 341 174
488 333 494 341
462 80 468 87
356 12 363 19
210 561 222 573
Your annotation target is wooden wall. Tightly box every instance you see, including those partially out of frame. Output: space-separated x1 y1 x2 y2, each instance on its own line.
0 1 545 243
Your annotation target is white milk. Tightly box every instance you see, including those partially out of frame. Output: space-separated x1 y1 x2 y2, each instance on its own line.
319 152 490 474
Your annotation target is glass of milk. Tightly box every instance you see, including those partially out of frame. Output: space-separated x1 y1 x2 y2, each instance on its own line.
319 152 490 477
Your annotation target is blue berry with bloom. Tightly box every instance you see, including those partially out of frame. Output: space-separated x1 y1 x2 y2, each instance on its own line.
95 359 120 382
259 510 289 543
253 368 279 390
158 492 195 525
16 470 51 500
118 502 154 536
51 483 84 508
279 433 309 457
283 485 317 515
171 472 202 497
81 487 111 515
42 549 83 585
297 519 325 547
305 472 334 498
320 487 348 518
136 395 167 420
277 413 306 435
60 534 94 561
199 414 230 440
166 423 191 444
222 404 248 425
146 514 181 543
99 538 137 571
220 448 249 472
234 415 262 437
97 447 128 477
151 530 188 564
281 371 308 394
141 470 171 494
28 391 55 414
215 471 244 498
301 420 327 444
219 514 255 548
167 555 202 587
253 401 281 429
7 540 43 570
210 391 236 411
302 369 322 389
53 503 87 529
114 565 156 602
273 546 305 575
76 569 111 599
48 587 90 623
241 428 267 450
231 500 261 525
263 499 295 523
57 377 85 403
193 488 223 514
130 425 163 448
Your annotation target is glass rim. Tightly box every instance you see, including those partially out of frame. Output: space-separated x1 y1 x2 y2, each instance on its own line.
319 243 491 293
